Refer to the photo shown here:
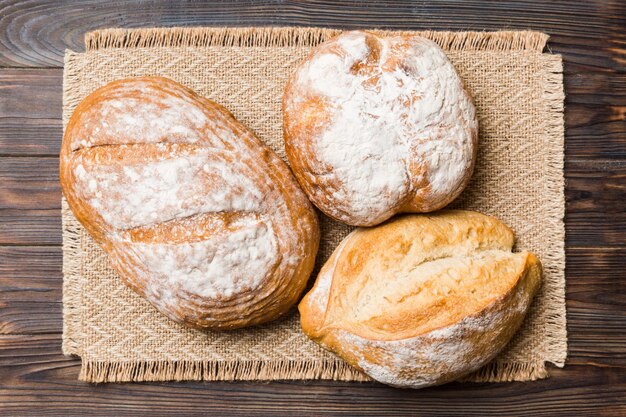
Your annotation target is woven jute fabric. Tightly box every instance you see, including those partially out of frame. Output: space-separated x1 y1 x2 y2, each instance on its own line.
62 27 566 383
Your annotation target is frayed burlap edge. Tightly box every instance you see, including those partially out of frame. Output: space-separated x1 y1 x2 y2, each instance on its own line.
85 26 549 52
61 49 90 357
63 26 566 384
536 55 567 368
81 360 371 384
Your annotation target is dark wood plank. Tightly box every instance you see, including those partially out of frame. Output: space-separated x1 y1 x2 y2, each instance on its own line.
565 104 626 159
566 159 626 204
0 209 61 245
0 157 60 210
566 248 626 367
0 246 62 335
0 156 61 246
1 0 624 68
564 57 626 159
0 135 61 247
0 247 62 334
0 246 61 289
0 301 61 334
567 247 626 313
565 159 626 247
0 334 624 417
0 68 62 156
566 213 626 247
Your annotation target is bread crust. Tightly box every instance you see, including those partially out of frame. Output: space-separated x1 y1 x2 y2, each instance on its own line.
299 210 541 388
283 31 478 227
60 76 320 330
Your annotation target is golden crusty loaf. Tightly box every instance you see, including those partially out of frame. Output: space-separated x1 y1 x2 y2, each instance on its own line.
299 210 541 388
283 31 478 227
60 76 320 330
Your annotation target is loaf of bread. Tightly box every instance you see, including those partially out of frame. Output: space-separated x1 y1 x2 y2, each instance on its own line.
283 31 478 227
299 210 541 388
60 76 320 330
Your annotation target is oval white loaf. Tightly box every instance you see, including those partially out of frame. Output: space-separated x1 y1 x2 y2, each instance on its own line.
283 31 478 226
299 210 542 388
60 76 320 330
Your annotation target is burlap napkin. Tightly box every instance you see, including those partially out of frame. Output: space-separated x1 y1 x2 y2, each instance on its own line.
62 27 566 383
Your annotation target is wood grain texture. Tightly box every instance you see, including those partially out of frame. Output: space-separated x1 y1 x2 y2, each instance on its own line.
0 334 624 417
0 0 625 415
565 160 626 247
0 209 61 245
0 0 624 67
0 246 61 298
0 246 62 334
0 69 62 156
565 249 626 367
0 157 60 210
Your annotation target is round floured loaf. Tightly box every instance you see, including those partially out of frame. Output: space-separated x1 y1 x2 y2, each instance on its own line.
60 76 320 330
299 210 542 388
283 31 478 226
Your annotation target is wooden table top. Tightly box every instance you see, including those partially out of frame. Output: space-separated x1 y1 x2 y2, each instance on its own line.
1 1 624 416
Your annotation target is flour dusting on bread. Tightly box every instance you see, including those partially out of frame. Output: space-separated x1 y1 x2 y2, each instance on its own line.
72 148 263 229
284 31 478 226
60 77 320 329
70 81 211 150
132 219 278 300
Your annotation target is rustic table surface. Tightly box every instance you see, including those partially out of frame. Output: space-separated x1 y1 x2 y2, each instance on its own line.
1 1 625 416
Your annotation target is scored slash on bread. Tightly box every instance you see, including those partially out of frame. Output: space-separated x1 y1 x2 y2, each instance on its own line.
299 210 542 388
60 76 320 330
